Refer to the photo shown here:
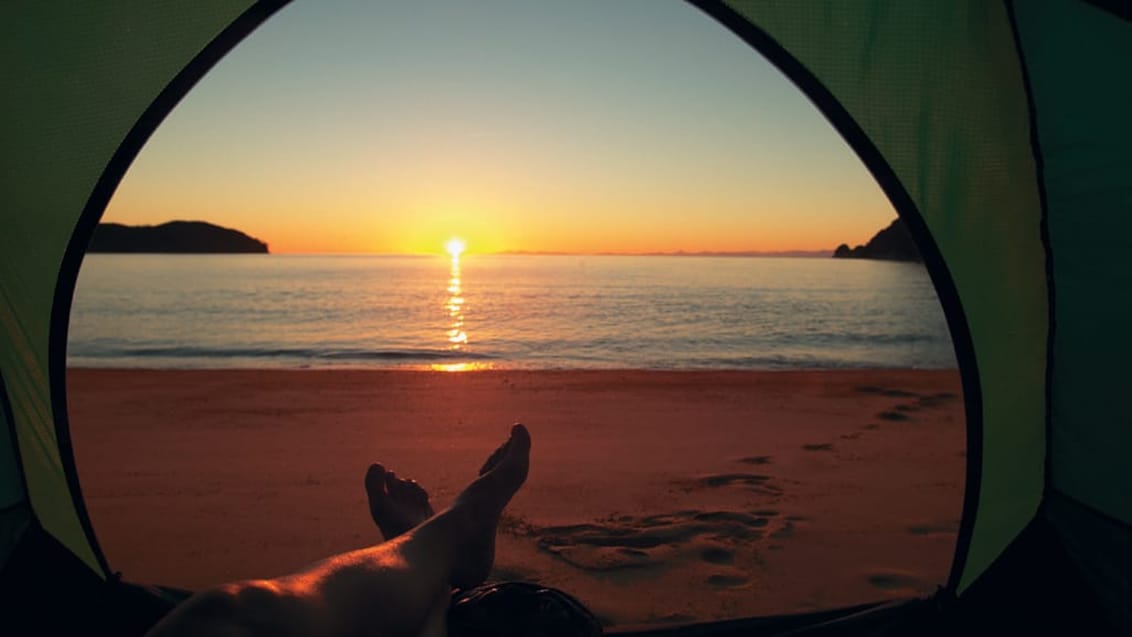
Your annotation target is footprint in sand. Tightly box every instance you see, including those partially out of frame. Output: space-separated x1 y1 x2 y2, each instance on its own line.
907 521 959 536
697 473 771 487
700 546 735 564
770 520 797 539
533 509 781 574
856 386 920 398
536 542 662 572
706 573 749 588
865 570 926 593
681 473 783 496
917 392 958 409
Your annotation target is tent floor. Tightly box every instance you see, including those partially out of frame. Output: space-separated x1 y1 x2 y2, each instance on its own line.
1 512 1118 636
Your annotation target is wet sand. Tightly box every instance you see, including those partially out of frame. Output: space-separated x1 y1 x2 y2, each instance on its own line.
67 368 965 628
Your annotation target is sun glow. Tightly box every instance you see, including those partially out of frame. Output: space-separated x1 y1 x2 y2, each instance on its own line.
428 362 494 373
445 237 466 257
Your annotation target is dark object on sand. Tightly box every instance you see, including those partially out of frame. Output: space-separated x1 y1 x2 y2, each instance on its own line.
449 582 603 637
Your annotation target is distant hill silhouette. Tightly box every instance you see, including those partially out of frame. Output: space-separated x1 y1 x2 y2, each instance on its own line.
833 218 920 262
88 221 268 254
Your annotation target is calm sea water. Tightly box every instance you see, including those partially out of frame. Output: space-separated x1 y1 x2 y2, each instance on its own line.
67 254 956 370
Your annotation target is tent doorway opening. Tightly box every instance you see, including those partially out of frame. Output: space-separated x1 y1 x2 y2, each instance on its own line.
64 1 966 630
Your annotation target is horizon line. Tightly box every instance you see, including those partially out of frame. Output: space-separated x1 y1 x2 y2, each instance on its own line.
256 249 836 257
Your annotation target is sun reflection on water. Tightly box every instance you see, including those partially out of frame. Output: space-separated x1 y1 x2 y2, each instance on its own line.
446 251 468 348
428 361 494 373
434 239 491 372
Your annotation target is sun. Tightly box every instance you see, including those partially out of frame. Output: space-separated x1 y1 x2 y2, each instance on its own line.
445 237 466 257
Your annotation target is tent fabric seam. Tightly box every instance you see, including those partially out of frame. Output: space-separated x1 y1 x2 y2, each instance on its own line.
688 0 985 597
1083 0 1132 22
1050 487 1132 534
0 370 31 508
1004 0 1058 498
45 0 291 580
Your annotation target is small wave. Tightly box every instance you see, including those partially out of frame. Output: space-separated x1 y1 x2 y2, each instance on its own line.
682 354 841 369
679 354 939 370
81 345 495 362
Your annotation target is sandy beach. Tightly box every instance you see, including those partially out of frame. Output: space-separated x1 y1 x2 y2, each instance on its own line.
67 368 964 628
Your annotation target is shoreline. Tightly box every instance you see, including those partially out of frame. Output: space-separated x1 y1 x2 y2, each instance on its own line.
65 365 961 375
68 367 965 627
67 365 961 370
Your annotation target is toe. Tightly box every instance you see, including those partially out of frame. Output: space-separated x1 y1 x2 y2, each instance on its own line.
493 424 531 485
478 424 531 476
385 471 402 497
508 423 531 454
365 463 387 498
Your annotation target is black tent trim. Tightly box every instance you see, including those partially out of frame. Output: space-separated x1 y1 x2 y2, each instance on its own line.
685 0 985 597
1004 0 1059 493
45 0 290 581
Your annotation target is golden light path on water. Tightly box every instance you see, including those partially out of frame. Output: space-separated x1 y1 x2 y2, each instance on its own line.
431 362 494 372
431 238 493 372
446 252 467 348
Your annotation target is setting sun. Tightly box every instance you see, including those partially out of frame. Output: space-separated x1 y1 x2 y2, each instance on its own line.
446 237 467 257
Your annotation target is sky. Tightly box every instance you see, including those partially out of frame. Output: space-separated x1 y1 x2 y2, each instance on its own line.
104 1 895 255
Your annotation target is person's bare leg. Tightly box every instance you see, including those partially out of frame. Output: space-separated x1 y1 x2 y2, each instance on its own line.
365 463 434 541
405 422 528 590
304 423 531 634
145 424 531 637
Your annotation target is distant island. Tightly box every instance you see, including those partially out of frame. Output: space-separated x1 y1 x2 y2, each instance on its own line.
88 221 269 254
833 218 920 262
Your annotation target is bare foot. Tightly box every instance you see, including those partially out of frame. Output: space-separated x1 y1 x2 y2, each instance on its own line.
448 423 531 589
365 463 434 541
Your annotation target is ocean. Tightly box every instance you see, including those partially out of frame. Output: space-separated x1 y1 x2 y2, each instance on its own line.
67 254 956 370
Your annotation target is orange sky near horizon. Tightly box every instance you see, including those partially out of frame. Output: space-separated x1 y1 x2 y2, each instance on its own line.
106 178 891 255
101 2 895 256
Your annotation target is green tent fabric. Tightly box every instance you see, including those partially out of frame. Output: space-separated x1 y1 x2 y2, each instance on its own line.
1 0 1128 634
1013 0 1132 529
716 0 1049 596
1 0 268 579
